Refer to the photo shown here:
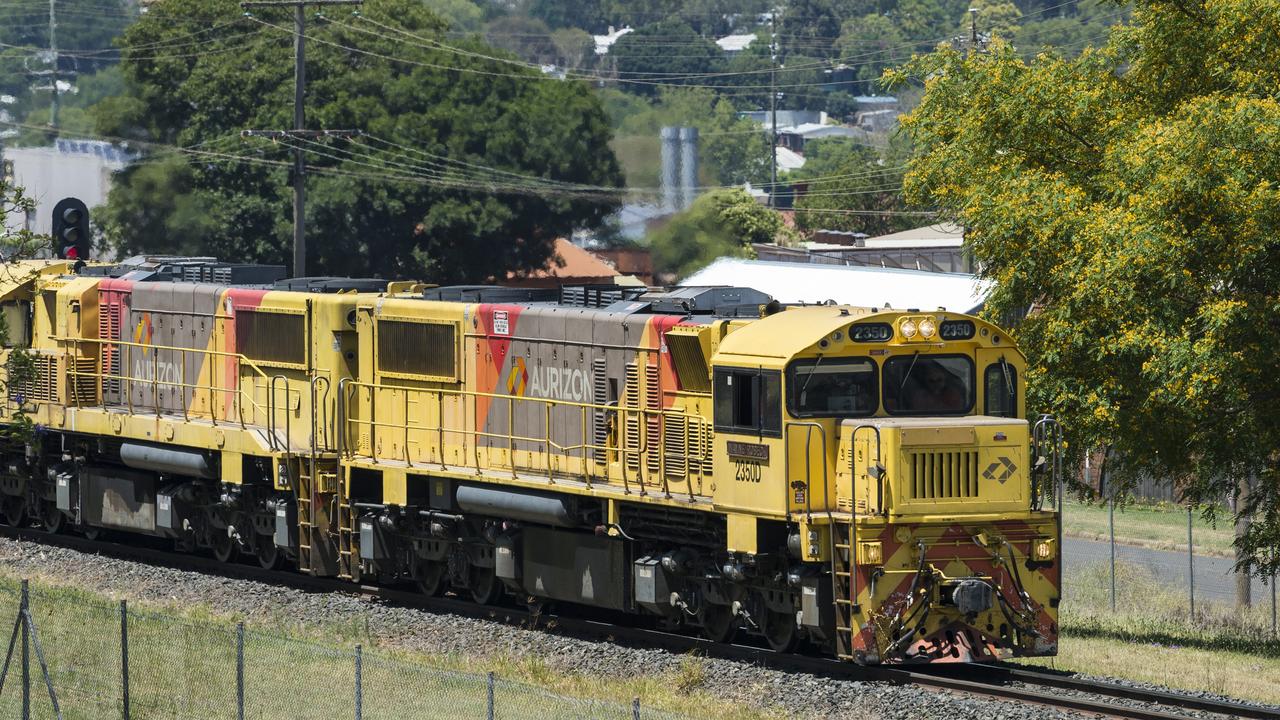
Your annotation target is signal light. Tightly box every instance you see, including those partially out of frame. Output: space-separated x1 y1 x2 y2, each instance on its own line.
51 197 90 262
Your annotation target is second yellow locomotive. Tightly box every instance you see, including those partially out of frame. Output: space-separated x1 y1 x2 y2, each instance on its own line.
0 257 1061 663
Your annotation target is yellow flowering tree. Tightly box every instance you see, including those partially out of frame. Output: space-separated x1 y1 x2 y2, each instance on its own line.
890 0 1280 573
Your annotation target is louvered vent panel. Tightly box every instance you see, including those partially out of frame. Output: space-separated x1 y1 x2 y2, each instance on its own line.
666 333 710 393
591 358 608 464
100 302 122 398
664 415 687 478
11 355 58 402
623 362 641 472
644 364 661 474
67 358 97 405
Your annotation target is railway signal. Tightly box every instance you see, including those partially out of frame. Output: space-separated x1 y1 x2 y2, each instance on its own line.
51 197 90 261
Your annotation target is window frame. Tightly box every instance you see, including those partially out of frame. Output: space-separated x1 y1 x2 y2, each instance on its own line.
881 353 976 416
785 356 879 419
713 367 782 438
983 360 1018 418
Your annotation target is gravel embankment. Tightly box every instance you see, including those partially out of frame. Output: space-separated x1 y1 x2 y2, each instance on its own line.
0 536 1262 720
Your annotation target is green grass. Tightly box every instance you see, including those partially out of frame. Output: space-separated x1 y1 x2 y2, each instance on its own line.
0 577 796 720
1019 560 1280 704
1062 498 1237 557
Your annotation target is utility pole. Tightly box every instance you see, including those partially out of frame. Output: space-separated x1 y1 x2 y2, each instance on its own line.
48 0 57 129
240 0 363 277
768 8 778 208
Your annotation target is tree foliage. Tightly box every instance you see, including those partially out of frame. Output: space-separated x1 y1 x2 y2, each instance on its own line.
96 0 623 283
647 188 781 280
893 0 1280 572
609 20 722 96
791 136 916 235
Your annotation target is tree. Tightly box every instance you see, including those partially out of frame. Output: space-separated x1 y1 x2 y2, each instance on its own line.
891 0 1280 574
778 0 840 59
609 20 723 97
963 0 1022 40
791 137 915 235
551 28 594 72
837 14 908 86
485 15 557 64
95 0 623 283
0 0 135 100
647 188 780 279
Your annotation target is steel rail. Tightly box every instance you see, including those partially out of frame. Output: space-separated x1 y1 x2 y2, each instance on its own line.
0 525 1275 720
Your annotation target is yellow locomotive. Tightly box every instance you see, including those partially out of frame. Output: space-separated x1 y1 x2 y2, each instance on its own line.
0 257 1061 663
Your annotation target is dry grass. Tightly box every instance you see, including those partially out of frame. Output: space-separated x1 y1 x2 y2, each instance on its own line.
1019 560 1280 705
0 574 794 720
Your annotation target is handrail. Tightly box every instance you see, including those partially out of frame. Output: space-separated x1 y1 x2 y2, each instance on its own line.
339 379 709 494
784 421 830 523
845 424 884 516
50 336 297 450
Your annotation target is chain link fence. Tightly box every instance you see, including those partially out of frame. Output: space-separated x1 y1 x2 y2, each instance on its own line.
0 579 692 720
1061 499 1279 644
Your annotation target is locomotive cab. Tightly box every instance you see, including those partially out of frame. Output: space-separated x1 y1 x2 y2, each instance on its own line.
709 305 1060 663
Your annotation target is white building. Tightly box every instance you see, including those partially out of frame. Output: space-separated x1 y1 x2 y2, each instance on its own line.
593 26 633 55
3 140 134 241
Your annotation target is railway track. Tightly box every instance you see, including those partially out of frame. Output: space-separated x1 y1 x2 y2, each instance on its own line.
1 525 1275 720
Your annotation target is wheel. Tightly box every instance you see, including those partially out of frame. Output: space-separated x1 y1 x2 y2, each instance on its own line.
469 565 503 605
699 605 737 643
39 501 64 534
1 495 26 527
413 559 447 597
211 530 237 563
256 536 281 570
761 609 800 653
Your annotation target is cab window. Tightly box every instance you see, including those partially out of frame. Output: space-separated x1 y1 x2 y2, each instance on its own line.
787 357 877 418
714 368 781 437
984 361 1017 417
883 354 974 415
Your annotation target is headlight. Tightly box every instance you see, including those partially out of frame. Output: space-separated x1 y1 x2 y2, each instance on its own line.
1032 538 1055 561
900 320 918 339
919 319 937 338
857 541 883 565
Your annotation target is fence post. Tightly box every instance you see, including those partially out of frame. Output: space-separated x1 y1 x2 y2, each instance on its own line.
21 579 29 720
486 671 495 720
354 644 362 720
1108 493 1116 612
1271 570 1277 639
121 600 130 720
632 696 640 720
236 622 245 720
1187 505 1195 620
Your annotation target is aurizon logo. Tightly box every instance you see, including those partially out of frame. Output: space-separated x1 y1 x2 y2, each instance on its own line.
507 357 528 396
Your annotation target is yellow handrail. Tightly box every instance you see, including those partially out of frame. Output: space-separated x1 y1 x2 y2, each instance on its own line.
340 379 710 499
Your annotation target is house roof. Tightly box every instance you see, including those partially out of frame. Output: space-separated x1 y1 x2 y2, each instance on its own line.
681 258 986 313
715 34 757 51
776 146 806 171
862 223 964 248
511 238 619 283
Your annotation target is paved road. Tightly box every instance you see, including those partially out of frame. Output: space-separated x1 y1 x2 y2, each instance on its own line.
1064 537 1277 607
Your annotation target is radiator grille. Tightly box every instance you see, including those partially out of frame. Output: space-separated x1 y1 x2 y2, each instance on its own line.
591 358 608 464
12 354 57 402
377 320 456 379
100 301 122 397
67 358 97 405
236 310 306 365
908 450 980 499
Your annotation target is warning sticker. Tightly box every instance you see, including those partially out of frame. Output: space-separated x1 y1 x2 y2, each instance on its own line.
493 310 510 336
